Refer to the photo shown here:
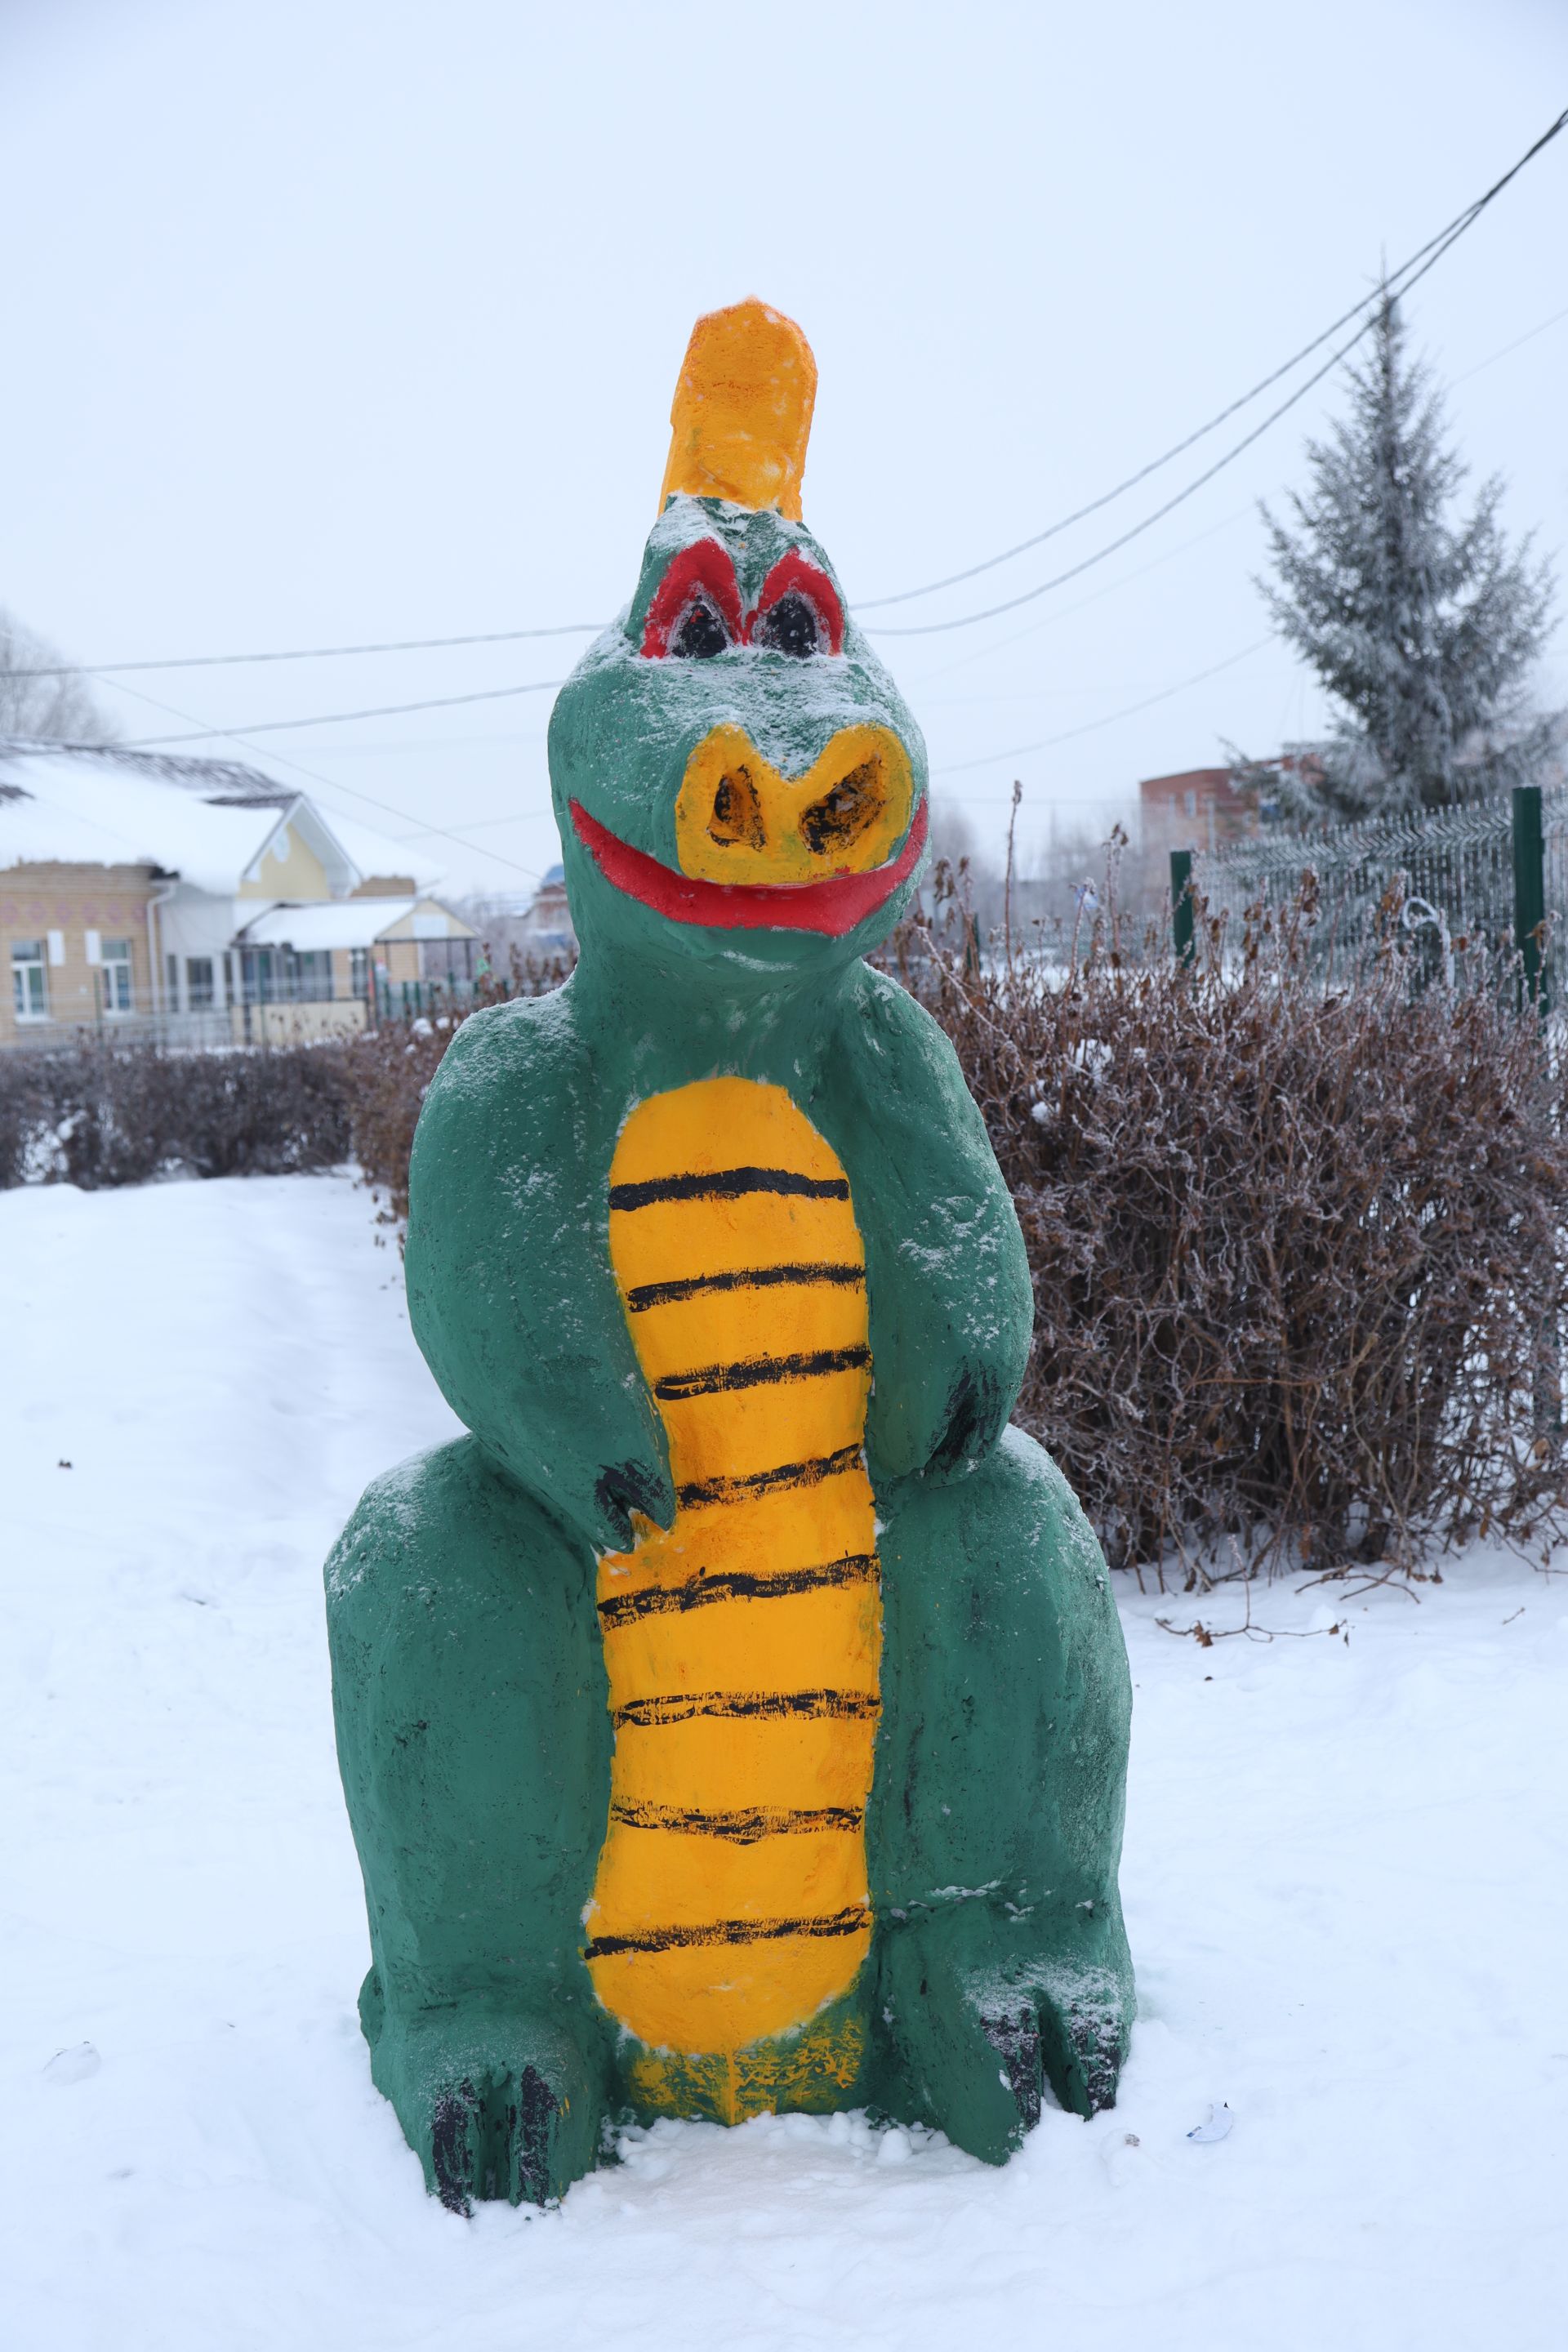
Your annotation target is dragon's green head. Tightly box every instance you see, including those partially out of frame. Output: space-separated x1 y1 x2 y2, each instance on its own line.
548 301 928 978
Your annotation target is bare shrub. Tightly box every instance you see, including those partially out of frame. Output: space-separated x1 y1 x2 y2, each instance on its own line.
0 1039 350 1188
340 947 573 1218
888 861 1566 1578
50 879 1547 1580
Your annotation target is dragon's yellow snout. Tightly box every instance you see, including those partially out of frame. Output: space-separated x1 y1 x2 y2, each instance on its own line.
674 724 915 888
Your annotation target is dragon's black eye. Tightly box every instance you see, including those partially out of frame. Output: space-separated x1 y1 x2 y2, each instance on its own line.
753 590 822 658
669 599 732 659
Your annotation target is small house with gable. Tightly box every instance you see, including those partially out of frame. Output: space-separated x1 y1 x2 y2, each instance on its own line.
1 742 476 1048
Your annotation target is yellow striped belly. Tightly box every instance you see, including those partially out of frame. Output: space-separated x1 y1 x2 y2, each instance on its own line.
585 1077 880 2065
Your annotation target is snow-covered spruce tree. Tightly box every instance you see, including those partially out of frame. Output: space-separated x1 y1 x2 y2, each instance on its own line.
1247 295 1554 822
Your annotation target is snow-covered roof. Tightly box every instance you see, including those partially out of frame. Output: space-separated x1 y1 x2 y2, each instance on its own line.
235 897 472 950
306 809 442 890
0 742 441 895
43 745 296 804
1 746 288 894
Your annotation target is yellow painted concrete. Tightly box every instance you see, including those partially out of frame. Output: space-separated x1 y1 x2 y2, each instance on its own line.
674 723 913 888
586 1078 880 2065
658 300 817 520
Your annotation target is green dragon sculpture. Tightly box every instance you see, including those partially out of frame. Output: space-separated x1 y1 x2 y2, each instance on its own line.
326 299 1134 2212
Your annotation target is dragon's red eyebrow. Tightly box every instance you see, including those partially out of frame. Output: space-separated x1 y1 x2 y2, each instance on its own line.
641 540 745 657
748 551 844 654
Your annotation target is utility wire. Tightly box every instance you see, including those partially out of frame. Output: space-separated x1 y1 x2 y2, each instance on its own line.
1451 298 1568 385
94 675 546 882
861 103 1568 612
10 108 1562 697
85 203 1563 749
399 634 1271 831
117 676 568 748
7 621 603 680
932 639 1272 775
866 156 1560 641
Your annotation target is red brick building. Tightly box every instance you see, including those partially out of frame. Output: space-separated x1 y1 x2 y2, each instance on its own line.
1138 767 1261 855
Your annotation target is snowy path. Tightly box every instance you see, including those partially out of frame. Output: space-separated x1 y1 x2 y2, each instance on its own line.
2 1173 1564 2351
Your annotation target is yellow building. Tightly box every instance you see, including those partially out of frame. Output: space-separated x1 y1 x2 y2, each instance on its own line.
1 745 476 1049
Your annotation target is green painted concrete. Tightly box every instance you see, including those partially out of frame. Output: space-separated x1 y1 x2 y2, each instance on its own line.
325 494 1134 2208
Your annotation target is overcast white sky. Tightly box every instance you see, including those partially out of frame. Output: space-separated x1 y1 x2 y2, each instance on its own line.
2 0 1566 893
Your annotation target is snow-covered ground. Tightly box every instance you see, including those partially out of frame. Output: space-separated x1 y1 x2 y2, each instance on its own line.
2 1172 1565 2351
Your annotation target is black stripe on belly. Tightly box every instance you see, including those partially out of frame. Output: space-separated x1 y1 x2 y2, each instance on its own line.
585 1903 870 1959
612 1687 880 1729
608 1800 866 1843
626 1262 865 1313
675 1444 863 1511
599 1552 878 1629
655 1343 871 1402
609 1167 851 1213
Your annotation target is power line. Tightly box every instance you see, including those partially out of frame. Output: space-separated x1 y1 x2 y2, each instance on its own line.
116 675 568 748
860 103 1568 612
5 621 604 680
865 225 1486 639
869 124 1568 641
96 675 547 882
1451 298 1568 385
921 505 1253 685
84 212 1561 764
7 108 1561 705
932 639 1272 776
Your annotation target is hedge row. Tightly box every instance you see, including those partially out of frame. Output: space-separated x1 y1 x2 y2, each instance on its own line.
0 1036 350 1189
890 880 1566 1576
4 907 1561 1577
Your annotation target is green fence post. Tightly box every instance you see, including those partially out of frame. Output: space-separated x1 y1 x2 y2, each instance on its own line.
1170 849 1196 969
1512 781 1559 1447
1512 782 1547 1017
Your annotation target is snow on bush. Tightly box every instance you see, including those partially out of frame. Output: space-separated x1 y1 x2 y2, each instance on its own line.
7 898 1561 1579
886 866 1567 1577
0 1037 350 1188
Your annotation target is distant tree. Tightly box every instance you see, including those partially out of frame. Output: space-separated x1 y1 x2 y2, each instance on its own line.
1249 295 1554 822
0 606 116 744
924 795 1004 935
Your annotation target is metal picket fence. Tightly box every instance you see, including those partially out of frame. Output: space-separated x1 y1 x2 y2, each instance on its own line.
1180 783 1560 1006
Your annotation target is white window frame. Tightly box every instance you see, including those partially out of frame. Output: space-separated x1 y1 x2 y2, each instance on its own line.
100 938 134 1016
11 940 49 1022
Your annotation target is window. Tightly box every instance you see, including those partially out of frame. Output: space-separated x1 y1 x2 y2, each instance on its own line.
283 949 332 1000
350 947 368 997
167 951 180 1005
186 956 215 1009
419 937 476 983
100 939 134 1015
1183 788 1198 818
240 948 276 1004
11 940 47 1021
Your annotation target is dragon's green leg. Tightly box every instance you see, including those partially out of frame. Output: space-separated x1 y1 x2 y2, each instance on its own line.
870 1424 1135 2163
325 1437 616 2207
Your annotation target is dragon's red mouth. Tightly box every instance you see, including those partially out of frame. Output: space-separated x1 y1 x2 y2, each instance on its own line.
569 798 929 938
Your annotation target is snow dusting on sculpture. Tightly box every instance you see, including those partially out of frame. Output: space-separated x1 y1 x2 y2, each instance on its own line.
325 300 1134 2211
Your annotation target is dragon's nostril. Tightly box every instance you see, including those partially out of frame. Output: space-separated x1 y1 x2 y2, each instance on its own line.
708 767 767 851
801 758 885 858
